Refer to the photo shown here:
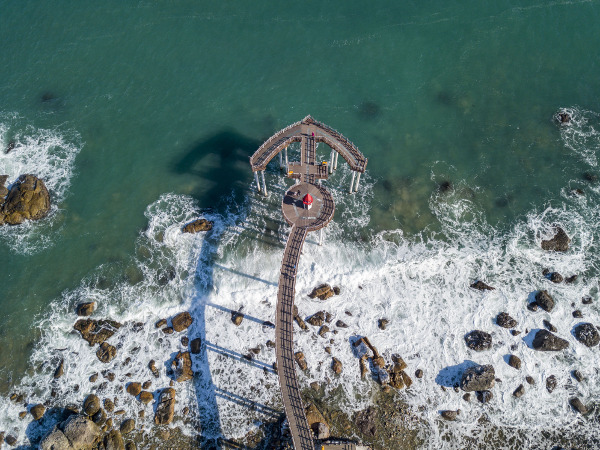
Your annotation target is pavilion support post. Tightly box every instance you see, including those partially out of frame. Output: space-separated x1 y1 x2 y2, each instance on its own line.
329 150 334 174
319 228 324 246
354 172 362 192
279 152 283 170
349 171 356 193
254 171 261 193
284 147 288 167
261 170 268 197
334 152 339 170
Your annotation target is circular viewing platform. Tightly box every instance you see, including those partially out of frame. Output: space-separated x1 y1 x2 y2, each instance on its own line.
281 182 334 232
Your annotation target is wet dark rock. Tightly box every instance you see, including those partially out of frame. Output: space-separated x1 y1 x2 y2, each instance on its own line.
307 311 325 327
5 141 15 154
96 342 117 363
155 319 167 328
103 398 114 413
526 376 535 385
510 330 521 336
583 171 598 183
476 390 493 404
496 312 517 328
378 318 389 330
231 311 244 326
190 338 201 354
154 388 176 425
508 355 521 370
89 373 98 383
532 329 569 351
294 352 308 371
180 336 189 346
415 369 423 379
308 283 335 300
120 418 135 435
441 410 459 421
549 272 563 283
148 360 160 378
104 429 125 449
569 397 588 415
513 384 525 398
262 320 275 328
126 382 141 396
527 302 539 312
546 375 557 393
355 406 377 437
76 302 96 317
460 364 495 392
535 290 555 312
573 310 583 318
471 281 495 291
565 275 578 284
74 318 122 346
162 327 174 334
4 434 16 446
541 227 570 252
0 174 51 225
0 175 7 198
462 393 471 402
331 357 343 375
83 394 101 416
558 112 571 124
182 218 213 233
582 296 593 305
464 330 492 351
54 359 65 379
91 408 106 426
142 381 151 389
542 319 557 333
438 180 453 193
335 320 348 328
574 322 600 347
572 370 584 383
333 286 341 295
318 325 330 337
172 312 193 332
266 340 275 349
139 391 153 404
30 403 45 420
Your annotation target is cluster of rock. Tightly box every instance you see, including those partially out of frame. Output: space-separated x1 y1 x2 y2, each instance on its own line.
0 174 51 225
181 218 213 234
308 283 341 301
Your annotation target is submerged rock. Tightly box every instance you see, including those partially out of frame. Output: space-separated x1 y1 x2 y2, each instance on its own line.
0 174 51 225
470 281 495 291
441 410 459 421
496 312 517 328
574 322 600 347
532 329 569 351
546 375 557 393
569 397 588 415
476 390 493 404
378 318 389 330
182 218 213 233
541 227 570 252
190 338 202 354
460 364 495 392
464 330 492 351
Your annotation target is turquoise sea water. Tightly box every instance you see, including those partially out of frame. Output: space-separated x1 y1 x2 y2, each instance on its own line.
1 1 600 447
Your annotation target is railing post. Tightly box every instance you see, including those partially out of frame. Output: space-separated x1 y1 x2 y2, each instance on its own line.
284 147 288 167
354 172 361 192
334 152 339 170
254 171 261 193
349 171 356 193
261 170 268 197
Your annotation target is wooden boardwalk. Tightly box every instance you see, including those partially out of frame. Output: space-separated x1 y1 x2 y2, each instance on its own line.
251 117 367 450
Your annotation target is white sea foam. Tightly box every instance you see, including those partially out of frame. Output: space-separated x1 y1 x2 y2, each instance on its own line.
1 159 599 448
0 112 82 253
558 106 600 167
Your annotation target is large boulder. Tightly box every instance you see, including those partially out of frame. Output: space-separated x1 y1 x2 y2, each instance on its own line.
0 174 51 225
532 329 569 351
171 351 193 382
574 322 600 347
172 311 193 332
541 227 570 252
40 428 73 450
62 415 102 449
182 218 213 233
535 290 555 312
154 388 176 425
74 319 122 346
308 284 335 300
460 364 495 392
464 330 492 351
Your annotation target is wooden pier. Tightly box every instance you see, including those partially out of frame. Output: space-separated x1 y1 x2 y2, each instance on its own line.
249 116 367 450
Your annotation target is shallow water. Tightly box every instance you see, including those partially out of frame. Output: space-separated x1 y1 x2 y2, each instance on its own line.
1 1 600 448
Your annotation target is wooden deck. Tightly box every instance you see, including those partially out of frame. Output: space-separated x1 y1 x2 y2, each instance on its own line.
249 115 367 174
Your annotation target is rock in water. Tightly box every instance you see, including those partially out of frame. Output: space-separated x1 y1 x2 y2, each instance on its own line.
30 404 45 420
476 390 493 404
569 397 588 415
96 342 117 363
308 284 334 300
54 359 65 379
331 357 342 374
120 418 135 435
103 429 125 449
535 290 555 312
171 352 193 382
307 311 325 326
40 428 72 450
182 218 213 233
73 319 122 346
139 391 153 404
62 415 102 449
440 410 459 421
76 302 95 317
541 227 570 252
508 355 521 370
549 272 563 283
190 338 201 354
546 375 557 393
154 388 176 425
231 311 244 326
171 311 193 332
470 281 495 291
294 352 308 371
496 312 517 328
573 322 600 347
460 364 495 392
0 174 51 225
464 330 492 351
532 329 569 351
126 382 141 396
542 319 557 332
0 175 8 198
513 384 525 398
83 394 101 416
572 370 584 383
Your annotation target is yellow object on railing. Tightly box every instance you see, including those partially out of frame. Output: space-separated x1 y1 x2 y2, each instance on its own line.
288 171 294 175
323 161 327 165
